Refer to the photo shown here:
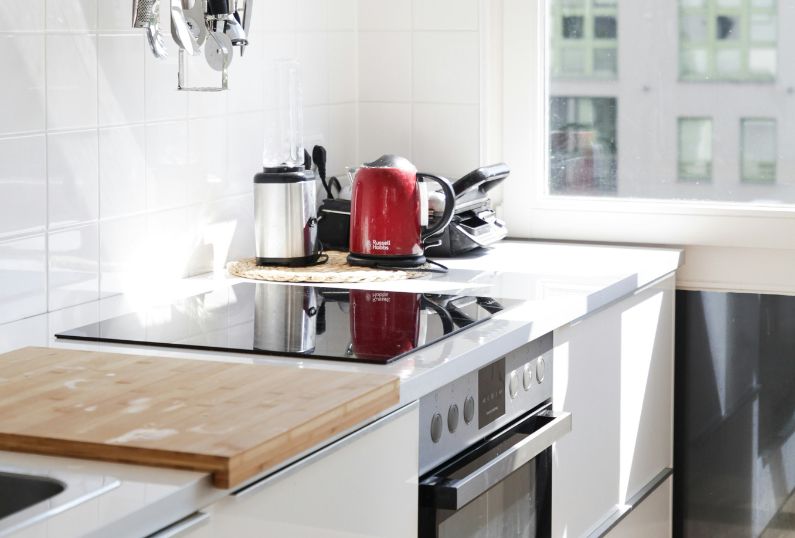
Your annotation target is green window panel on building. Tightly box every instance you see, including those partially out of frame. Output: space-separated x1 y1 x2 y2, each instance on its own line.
679 0 777 82
741 118 776 183
678 118 713 182
550 0 618 79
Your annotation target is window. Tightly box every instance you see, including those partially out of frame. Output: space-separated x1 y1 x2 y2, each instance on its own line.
678 118 713 182
550 0 618 78
741 119 776 183
543 0 786 204
499 0 795 261
550 97 618 195
679 0 777 81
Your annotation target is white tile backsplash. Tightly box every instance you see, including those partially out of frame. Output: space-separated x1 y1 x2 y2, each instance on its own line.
46 34 98 131
358 0 412 31
413 103 480 178
227 111 263 196
0 135 47 240
328 0 358 31
145 120 189 211
0 34 45 136
99 125 146 219
97 0 134 31
328 32 358 103
0 1 44 32
0 235 47 324
188 116 229 203
99 214 147 297
356 0 483 175
98 34 146 126
0 0 482 327
46 0 97 31
358 102 412 163
48 129 100 229
144 39 188 122
297 32 330 106
413 31 480 104
48 223 99 311
412 0 479 31
358 31 412 102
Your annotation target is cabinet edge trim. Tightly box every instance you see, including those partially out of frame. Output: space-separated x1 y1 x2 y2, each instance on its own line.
586 467 673 538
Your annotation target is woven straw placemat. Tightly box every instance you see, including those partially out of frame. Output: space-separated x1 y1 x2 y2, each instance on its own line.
227 250 425 283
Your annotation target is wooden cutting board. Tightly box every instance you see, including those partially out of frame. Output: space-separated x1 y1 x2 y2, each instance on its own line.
0 347 400 488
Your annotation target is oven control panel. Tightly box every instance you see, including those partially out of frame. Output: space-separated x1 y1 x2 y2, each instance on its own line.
418 333 553 475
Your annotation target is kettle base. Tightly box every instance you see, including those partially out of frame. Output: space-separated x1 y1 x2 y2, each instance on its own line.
346 252 427 269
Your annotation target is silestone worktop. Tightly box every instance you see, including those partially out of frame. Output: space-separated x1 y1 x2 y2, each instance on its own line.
0 239 682 538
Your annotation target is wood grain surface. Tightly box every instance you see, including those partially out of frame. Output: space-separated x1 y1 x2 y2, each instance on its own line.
0 347 400 488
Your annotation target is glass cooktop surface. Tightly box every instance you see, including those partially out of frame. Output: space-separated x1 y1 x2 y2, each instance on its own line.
56 282 518 365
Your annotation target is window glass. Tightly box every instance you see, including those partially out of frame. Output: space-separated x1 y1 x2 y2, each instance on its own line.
741 119 776 183
548 0 788 202
550 0 618 79
678 119 713 182
550 97 618 195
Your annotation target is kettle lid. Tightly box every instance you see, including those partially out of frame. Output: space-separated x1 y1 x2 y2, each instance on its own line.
363 154 416 172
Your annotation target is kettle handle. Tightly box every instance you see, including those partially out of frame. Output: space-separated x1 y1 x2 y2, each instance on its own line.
418 173 456 244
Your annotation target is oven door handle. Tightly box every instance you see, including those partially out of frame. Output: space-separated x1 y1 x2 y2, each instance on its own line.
421 410 572 510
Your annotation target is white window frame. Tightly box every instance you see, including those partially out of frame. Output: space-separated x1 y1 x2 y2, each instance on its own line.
495 0 795 254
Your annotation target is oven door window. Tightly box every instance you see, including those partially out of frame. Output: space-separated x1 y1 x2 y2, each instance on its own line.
419 407 570 538
438 459 539 538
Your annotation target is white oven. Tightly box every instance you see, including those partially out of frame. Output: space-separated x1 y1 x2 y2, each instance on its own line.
417 334 571 538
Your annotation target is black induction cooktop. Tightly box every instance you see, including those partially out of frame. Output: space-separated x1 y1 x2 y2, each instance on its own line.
56 282 517 365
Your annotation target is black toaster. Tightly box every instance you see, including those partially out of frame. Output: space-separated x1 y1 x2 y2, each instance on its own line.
424 163 509 258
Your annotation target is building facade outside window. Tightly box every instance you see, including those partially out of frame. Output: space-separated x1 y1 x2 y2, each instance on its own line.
546 0 786 203
550 0 618 79
550 97 618 195
679 0 777 81
741 118 777 183
678 118 713 182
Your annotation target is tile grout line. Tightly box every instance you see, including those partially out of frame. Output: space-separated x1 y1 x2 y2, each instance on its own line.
95 1 101 303
43 3 50 318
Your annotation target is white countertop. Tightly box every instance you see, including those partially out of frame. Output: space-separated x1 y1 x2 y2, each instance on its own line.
0 240 682 537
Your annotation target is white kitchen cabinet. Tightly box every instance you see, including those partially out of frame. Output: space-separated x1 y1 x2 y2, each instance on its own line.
552 274 675 537
605 477 673 538
178 403 419 538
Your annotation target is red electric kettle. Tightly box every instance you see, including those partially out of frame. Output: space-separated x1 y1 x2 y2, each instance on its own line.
347 155 456 268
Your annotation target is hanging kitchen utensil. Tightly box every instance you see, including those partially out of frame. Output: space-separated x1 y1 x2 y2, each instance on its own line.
133 0 167 59
205 31 234 71
171 0 200 55
134 0 254 91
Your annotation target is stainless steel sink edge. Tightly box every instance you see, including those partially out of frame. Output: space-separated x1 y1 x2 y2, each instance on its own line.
0 465 121 537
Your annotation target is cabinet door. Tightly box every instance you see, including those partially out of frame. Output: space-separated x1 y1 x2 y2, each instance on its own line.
605 477 672 538
552 275 675 537
182 403 419 538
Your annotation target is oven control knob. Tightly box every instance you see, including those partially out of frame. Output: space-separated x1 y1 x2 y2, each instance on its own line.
448 404 459 433
463 396 475 425
509 370 519 399
430 413 443 443
523 363 534 390
536 357 546 383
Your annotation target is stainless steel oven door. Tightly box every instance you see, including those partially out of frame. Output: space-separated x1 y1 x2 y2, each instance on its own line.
419 405 571 538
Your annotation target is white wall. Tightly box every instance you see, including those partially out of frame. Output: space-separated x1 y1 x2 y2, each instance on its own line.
355 0 483 181
0 0 358 325
0 0 490 328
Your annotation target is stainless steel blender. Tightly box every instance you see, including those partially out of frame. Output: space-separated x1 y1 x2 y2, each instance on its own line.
254 60 321 267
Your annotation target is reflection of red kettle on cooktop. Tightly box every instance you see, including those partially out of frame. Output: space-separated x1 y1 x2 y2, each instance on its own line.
349 290 455 361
